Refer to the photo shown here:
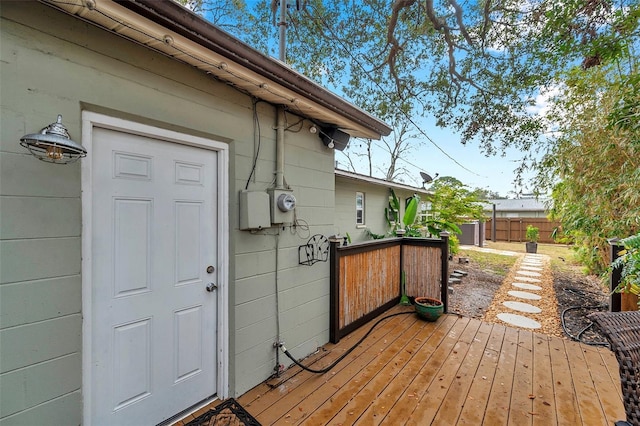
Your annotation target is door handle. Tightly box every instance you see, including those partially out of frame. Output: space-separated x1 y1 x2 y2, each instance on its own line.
206 283 217 292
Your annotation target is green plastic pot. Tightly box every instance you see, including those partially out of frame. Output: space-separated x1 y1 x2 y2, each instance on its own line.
414 297 444 321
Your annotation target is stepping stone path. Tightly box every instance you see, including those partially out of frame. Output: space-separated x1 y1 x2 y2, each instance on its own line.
448 270 468 287
496 313 542 329
494 253 548 330
507 290 542 300
512 282 542 291
502 300 542 314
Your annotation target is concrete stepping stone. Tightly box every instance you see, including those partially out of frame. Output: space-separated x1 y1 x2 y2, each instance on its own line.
508 290 542 300
497 313 541 329
515 276 542 283
520 265 543 271
517 270 542 277
453 269 468 276
503 301 542 314
449 278 462 284
450 273 464 278
513 282 542 291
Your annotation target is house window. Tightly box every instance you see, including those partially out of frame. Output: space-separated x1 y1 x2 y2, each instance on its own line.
356 192 365 225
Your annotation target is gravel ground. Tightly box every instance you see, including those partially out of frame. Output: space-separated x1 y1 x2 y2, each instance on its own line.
448 253 610 344
553 270 609 345
448 261 504 320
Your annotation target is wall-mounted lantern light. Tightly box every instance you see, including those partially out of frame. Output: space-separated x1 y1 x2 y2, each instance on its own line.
20 115 86 164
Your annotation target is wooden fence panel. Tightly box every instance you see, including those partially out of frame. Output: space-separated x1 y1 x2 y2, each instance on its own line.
338 245 400 329
485 218 561 244
330 236 449 343
402 245 442 300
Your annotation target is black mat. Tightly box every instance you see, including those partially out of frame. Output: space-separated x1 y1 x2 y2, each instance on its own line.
185 398 261 426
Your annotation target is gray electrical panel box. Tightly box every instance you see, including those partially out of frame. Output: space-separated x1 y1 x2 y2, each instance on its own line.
239 190 271 230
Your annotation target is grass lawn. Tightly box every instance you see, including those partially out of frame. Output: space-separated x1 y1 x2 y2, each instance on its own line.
456 240 584 275
455 248 518 277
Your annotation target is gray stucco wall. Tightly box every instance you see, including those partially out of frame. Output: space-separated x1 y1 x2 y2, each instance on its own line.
1 2 335 422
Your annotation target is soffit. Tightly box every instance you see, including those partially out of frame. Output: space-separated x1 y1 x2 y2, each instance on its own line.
42 0 391 140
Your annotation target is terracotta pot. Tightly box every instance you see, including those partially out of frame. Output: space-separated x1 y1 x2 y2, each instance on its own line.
414 297 444 321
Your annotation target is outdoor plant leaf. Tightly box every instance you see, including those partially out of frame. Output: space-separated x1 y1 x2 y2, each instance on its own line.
611 232 640 304
385 189 401 232
403 195 420 228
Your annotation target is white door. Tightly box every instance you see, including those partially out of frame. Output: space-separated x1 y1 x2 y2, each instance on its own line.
90 127 218 425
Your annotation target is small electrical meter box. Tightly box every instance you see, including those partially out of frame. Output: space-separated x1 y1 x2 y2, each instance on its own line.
268 188 296 224
239 190 271 230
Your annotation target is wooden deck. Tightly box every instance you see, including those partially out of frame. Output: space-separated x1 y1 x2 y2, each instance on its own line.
178 306 625 425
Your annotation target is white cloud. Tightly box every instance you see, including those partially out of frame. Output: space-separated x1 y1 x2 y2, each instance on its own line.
526 85 561 117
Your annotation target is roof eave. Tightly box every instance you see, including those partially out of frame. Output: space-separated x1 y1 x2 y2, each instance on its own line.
335 169 432 196
50 0 391 139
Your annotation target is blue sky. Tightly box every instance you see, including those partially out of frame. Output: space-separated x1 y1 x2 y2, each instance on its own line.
339 118 539 198
200 1 545 198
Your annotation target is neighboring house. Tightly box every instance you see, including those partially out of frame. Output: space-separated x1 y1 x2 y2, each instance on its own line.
335 169 432 243
484 198 550 218
0 2 391 425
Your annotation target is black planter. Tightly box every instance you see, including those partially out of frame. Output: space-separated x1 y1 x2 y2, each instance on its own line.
526 242 538 253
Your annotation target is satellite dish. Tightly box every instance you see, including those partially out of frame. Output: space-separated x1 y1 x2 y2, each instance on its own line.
420 171 439 186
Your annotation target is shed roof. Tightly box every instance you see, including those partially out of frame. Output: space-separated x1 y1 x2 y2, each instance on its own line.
44 0 391 140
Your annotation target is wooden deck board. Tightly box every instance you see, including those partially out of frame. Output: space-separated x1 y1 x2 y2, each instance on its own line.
254 313 417 423
581 344 625 424
531 333 557 426
177 307 625 426
429 320 494 425
457 322 505 424
378 316 472 424
565 340 612 423
508 330 535 425
353 314 458 425
548 336 582 425
292 316 428 424
318 316 453 425
406 318 484 425
483 325 519 425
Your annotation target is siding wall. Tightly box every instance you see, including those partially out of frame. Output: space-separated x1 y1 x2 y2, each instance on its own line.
233 130 335 394
0 2 335 422
335 177 421 243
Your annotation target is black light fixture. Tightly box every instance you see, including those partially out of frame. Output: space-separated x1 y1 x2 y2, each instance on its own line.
320 127 350 151
20 115 87 164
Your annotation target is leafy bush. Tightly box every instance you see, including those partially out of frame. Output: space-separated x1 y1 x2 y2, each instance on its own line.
448 233 460 255
611 232 640 301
